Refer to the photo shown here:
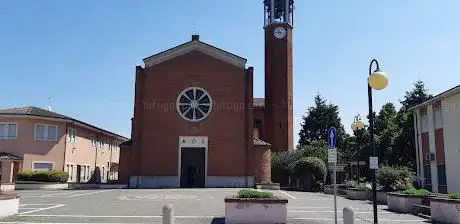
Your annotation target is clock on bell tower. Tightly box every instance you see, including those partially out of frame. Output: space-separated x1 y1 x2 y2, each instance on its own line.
263 0 294 152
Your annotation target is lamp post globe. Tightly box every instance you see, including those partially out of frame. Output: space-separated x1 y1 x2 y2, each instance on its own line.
368 69 388 90
356 120 365 130
351 122 358 131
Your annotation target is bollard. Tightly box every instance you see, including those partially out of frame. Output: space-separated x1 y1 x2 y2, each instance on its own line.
162 204 174 224
343 207 355 224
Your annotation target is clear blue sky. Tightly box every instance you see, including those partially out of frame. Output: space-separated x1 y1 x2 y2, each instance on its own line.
1 1 459 145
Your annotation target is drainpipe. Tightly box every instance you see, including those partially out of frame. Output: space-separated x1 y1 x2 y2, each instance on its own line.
244 68 249 188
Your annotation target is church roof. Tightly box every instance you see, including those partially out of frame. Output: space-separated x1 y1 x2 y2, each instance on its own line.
253 98 265 108
143 35 247 68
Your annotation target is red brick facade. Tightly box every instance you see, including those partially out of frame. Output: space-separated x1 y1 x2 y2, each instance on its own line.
119 37 274 187
264 23 294 152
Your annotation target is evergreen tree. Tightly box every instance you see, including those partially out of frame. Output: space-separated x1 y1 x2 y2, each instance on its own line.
298 95 345 148
394 80 432 170
374 103 398 165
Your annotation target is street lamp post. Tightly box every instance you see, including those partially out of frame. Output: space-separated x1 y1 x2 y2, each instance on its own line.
351 115 365 184
367 59 388 224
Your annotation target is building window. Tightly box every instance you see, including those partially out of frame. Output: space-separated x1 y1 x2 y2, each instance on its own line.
437 164 447 186
254 119 261 129
434 108 443 130
91 136 97 147
421 113 429 133
423 164 431 186
68 128 77 143
176 87 212 122
34 124 58 141
98 138 104 149
32 162 54 171
0 123 18 139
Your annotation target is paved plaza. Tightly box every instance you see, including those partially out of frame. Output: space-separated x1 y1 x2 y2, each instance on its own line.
1 189 429 224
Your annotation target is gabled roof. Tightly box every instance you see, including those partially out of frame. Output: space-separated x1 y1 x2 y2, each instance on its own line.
0 106 71 120
0 106 129 141
253 138 271 146
143 35 247 69
253 98 265 108
410 84 460 110
0 152 22 161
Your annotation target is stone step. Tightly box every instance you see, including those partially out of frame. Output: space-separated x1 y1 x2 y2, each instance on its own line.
412 203 431 216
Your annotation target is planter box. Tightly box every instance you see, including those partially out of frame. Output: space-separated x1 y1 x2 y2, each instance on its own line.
377 191 388 205
324 185 334 194
0 183 15 192
430 197 460 224
387 193 423 213
367 191 389 205
225 196 288 224
16 181 68 190
255 183 280 190
346 188 369 200
0 193 19 219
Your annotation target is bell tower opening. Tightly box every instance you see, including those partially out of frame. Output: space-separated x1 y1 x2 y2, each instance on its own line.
264 0 294 27
263 0 294 152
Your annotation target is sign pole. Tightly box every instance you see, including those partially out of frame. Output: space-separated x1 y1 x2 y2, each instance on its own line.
333 161 337 224
327 127 338 224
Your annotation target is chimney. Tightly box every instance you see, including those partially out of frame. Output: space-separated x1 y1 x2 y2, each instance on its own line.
192 35 200 41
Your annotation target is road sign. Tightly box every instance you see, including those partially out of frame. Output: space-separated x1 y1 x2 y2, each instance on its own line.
370 157 379 169
328 148 337 163
327 127 337 149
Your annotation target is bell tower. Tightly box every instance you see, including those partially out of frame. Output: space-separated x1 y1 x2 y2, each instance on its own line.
264 0 294 152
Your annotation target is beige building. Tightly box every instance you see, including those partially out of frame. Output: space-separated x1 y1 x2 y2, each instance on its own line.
0 106 128 184
412 84 460 193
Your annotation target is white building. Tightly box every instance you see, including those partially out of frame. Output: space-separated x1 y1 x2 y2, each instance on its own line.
412 84 460 193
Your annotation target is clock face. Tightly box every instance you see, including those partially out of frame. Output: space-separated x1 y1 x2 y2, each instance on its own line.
273 27 286 39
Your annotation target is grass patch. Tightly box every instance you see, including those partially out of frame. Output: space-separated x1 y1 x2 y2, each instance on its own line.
401 188 432 196
448 193 460 200
238 189 274 198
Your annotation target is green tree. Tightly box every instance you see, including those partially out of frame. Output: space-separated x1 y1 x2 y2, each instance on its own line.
297 140 328 165
374 103 398 165
298 94 345 148
394 80 432 170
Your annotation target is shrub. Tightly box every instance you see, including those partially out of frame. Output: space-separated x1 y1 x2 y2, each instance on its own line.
377 166 414 192
448 193 460 200
293 157 327 191
345 180 358 189
16 170 69 183
16 171 33 181
293 157 327 182
402 188 432 196
238 189 274 198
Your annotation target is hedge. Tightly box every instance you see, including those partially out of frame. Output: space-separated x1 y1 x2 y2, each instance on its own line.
238 189 274 198
17 170 69 183
377 166 414 192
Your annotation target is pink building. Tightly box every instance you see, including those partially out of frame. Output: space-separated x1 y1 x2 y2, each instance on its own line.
0 106 128 184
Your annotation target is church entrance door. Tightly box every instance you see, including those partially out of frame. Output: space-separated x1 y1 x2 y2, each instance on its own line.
180 147 205 188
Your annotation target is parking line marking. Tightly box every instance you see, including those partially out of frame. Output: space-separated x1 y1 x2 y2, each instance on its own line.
277 190 296 199
68 189 115 197
40 192 76 197
18 215 215 218
289 210 392 214
20 204 65 215
291 217 427 222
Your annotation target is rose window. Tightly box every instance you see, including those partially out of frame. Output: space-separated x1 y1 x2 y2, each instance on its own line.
176 87 212 122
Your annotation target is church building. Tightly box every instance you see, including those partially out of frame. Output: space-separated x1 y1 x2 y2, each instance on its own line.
119 0 294 188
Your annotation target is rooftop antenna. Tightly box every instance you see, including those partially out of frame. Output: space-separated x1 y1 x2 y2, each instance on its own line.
192 19 200 36
47 97 52 111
